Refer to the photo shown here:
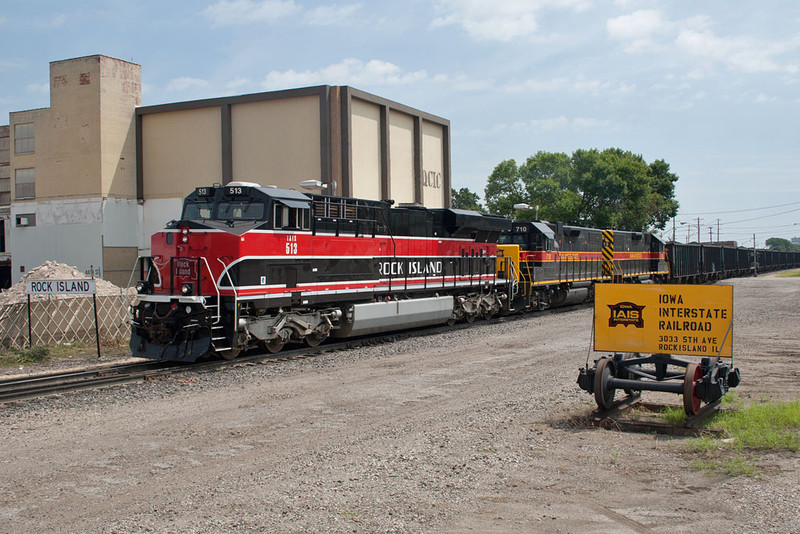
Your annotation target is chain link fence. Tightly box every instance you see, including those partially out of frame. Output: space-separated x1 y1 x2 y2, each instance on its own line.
0 295 132 349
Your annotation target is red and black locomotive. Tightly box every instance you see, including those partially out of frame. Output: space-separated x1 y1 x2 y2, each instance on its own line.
129 182 511 361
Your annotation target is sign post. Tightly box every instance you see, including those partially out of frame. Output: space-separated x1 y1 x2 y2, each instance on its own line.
26 279 101 358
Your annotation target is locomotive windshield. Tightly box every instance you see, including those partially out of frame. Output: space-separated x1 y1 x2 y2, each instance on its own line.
498 233 529 247
217 200 265 221
182 199 214 220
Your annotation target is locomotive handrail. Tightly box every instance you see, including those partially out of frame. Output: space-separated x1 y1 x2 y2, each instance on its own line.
213 257 240 326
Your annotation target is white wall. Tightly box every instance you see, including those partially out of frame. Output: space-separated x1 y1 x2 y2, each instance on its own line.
10 199 103 283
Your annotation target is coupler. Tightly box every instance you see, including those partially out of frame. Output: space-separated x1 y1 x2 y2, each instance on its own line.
577 353 740 416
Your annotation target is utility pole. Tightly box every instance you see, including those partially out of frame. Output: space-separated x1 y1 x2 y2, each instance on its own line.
716 219 720 242
672 216 676 242
696 217 701 244
709 227 713 242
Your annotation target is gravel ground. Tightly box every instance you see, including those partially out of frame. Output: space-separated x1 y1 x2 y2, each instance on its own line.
1 273 798 533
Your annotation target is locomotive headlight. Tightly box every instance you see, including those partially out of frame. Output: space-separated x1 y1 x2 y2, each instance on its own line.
181 282 193 296
181 235 189 243
135 280 150 294
185 305 192 314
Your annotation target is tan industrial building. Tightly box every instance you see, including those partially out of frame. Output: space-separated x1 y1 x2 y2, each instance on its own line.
3 55 452 287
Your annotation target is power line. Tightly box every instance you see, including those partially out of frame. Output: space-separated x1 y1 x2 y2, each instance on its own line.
717 206 800 226
679 200 800 216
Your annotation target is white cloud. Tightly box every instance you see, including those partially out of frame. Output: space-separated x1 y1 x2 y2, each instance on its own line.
261 58 430 89
431 0 589 42
523 77 569 91
165 77 211 93
609 10 800 74
572 77 635 95
204 0 301 27
0 58 25 71
26 82 49 94
304 4 362 27
203 1 363 28
530 116 570 131
529 116 610 131
606 9 669 52
225 77 256 93
470 115 609 135
675 20 800 74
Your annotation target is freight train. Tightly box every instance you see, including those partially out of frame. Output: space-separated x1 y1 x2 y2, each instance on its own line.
128 183 800 362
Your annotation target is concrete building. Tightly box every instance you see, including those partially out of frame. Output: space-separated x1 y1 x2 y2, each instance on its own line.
4 54 451 286
136 86 450 256
8 55 141 287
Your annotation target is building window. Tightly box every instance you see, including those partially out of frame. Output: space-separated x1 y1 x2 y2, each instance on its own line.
15 168 35 199
0 136 9 164
0 166 10 205
15 213 36 227
14 123 34 154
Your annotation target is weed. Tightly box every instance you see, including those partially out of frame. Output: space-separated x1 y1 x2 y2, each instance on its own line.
690 456 758 477
16 346 50 364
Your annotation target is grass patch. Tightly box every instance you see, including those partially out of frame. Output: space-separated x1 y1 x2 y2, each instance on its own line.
690 457 758 477
14 346 50 365
0 339 129 369
775 269 800 278
679 394 800 477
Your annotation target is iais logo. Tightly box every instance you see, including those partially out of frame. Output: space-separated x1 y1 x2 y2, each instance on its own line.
607 301 646 328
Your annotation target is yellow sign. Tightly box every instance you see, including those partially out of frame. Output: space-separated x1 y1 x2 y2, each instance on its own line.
594 284 733 357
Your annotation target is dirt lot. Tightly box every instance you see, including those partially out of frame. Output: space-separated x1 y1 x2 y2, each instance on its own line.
1 274 798 533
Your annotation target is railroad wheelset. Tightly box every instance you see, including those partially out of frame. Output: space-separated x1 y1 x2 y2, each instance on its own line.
579 353 740 416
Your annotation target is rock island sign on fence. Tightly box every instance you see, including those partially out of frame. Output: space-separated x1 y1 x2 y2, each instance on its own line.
25 278 101 356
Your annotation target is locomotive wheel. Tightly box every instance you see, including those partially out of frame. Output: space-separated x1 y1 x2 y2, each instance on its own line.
683 363 703 416
594 357 616 410
482 309 495 321
446 316 457 327
465 313 476 323
304 332 326 347
219 348 241 360
265 338 285 354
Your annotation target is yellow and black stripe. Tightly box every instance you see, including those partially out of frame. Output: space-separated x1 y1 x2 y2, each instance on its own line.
601 230 614 278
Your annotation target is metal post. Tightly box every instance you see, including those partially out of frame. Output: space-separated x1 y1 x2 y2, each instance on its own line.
91 266 101 358
27 293 32 349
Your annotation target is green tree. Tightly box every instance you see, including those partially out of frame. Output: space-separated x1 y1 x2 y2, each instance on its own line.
451 187 484 211
765 237 800 251
485 159 524 216
484 149 679 231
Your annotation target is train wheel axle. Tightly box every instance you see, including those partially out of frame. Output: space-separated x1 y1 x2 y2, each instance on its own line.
578 353 739 416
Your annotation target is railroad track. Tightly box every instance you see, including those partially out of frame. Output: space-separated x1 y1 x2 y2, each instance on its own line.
1 303 587 404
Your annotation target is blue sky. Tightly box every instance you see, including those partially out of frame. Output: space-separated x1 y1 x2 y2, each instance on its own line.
2 0 799 244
